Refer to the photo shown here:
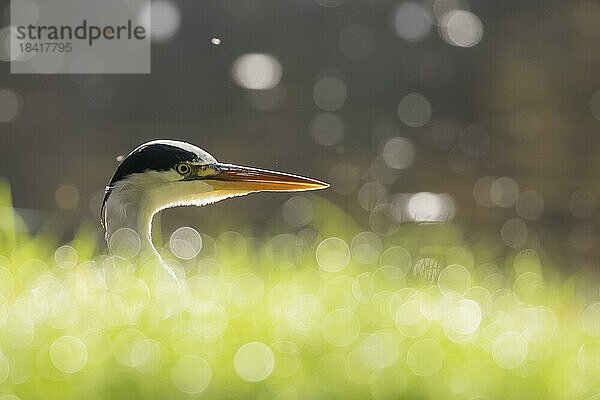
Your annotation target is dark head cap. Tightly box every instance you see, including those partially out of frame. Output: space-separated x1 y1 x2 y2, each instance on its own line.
108 140 217 186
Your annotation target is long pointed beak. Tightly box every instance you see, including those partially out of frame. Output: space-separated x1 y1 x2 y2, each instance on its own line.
210 163 329 192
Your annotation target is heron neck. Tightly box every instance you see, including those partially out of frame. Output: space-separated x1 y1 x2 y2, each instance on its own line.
103 185 158 256
102 178 184 285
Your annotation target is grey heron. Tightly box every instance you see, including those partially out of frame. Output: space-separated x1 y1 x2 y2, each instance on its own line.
101 140 328 280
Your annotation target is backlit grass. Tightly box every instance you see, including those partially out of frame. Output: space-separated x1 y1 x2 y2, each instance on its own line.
0 181 599 399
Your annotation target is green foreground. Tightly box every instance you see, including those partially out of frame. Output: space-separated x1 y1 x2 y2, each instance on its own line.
0 183 599 400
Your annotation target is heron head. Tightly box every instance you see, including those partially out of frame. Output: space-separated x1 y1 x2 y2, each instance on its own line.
101 140 328 239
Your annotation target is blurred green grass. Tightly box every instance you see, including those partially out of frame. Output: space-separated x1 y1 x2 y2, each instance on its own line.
0 180 600 400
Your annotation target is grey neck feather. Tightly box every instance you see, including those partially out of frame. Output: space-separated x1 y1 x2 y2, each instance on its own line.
103 179 184 285
103 179 158 257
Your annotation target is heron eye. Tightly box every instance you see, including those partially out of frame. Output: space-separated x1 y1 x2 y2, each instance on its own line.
176 163 190 175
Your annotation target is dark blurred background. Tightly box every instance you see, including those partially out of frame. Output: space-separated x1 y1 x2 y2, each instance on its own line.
1 0 600 267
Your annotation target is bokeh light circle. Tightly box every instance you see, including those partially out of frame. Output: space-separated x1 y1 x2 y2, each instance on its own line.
217 231 248 261
171 355 212 394
492 331 528 369
443 299 482 336
407 192 455 222
351 231 383 265
138 0 181 42
234 342 275 382
406 338 444 377
380 246 411 276
440 10 483 47
109 228 141 259
316 237 351 272
169 227 202 260
370 204 400 236
393 2 432 42
50 336 88 374
382 137 416 170
490 177 519 208
345 348 379 385
473 176 496 207
516 190 544 221
55 184 79 210
282 196 314 227
54 245 78 270
395 300 431 337
501 218 528 249
232 53 283 90
309 113 345 146
313 76 347 111
130 339 162 373
361 331 400 370
398 93 432 128
310 113 345 146
438 264 471 293
358 182 388 211
523 306 558 344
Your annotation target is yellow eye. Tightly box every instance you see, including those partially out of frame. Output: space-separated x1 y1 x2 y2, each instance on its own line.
176 163 190 175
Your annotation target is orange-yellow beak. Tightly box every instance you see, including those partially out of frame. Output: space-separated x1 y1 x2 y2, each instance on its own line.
210 163 329 192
